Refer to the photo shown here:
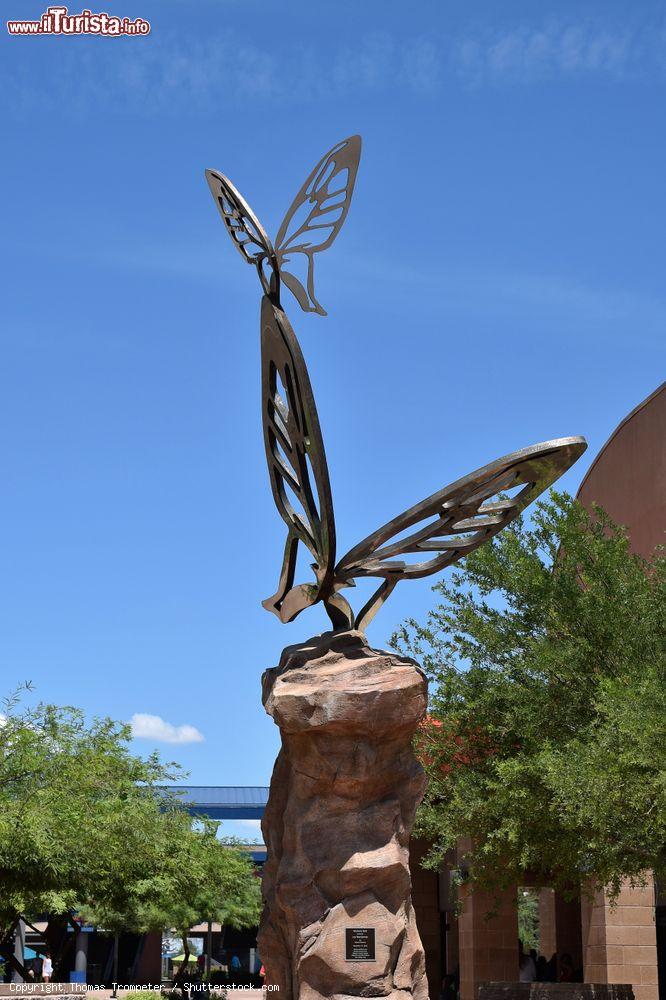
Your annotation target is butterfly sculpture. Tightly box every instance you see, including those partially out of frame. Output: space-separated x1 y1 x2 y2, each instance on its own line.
206 136 586 632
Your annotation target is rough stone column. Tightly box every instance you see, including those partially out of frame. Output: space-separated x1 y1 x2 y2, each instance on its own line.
258 629 429 1000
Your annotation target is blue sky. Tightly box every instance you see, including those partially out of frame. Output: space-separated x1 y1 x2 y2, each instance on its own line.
1 0 664 819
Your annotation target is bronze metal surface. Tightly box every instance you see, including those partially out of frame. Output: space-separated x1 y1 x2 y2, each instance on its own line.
206 137 587 631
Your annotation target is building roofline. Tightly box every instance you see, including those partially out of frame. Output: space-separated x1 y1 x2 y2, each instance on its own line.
165 785 269 791
576 381 666 498
161 785 270 819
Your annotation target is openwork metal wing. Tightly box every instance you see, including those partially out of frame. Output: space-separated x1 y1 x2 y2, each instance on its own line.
205 169 276 294
206 135 588 633
274 135 362 316
206 135 361 314
335 438 587 631
260 295 340 624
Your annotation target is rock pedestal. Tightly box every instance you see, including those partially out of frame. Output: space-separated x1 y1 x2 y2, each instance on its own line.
258 629 429 1000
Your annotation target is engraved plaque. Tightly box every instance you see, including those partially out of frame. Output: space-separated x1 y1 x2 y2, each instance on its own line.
345 927 375 962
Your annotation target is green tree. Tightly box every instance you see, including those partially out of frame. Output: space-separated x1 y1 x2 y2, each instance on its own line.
517 889 539 953
82 819 262 987
393 493 666 901
0 689 183 979
0 691 261 985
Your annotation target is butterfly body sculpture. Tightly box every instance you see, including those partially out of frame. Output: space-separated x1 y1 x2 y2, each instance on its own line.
206 136 586 632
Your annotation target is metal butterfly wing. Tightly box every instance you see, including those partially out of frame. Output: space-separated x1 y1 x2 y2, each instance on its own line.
206 139 587 633
206 135 361 314
260 295 352 626
274 135 362 315
205 169 277 295
334 438 587 631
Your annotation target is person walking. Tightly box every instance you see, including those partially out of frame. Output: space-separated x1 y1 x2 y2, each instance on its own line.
41 953 53 983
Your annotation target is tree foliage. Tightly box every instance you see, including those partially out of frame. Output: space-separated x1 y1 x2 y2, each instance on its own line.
392 493 665 900
0 691 179 940
82 819 262 984
517 889 539 953
0 691 260 981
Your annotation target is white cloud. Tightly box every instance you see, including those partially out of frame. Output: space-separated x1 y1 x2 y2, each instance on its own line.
451 18 643 86
3 15 666 118
0 28 454 117
130 712 204 745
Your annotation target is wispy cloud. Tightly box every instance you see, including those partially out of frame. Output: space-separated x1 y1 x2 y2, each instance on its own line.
452 19 643 86
4 15 665 116
130 712 204 744
1 29 444 115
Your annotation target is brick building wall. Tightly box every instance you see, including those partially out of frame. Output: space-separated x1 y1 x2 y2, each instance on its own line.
581 879 659 1000
411 838 443 997
457 883 518 1000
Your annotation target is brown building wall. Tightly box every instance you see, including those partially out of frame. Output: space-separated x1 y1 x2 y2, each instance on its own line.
458 882 518 1000
577 384 664 1000
555 894 583 976
539 889 557 959
135 931 162 985
577 383 665 559
411 838 443 998
581 879 658 1000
